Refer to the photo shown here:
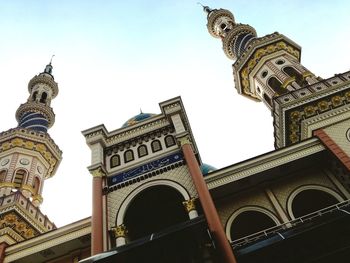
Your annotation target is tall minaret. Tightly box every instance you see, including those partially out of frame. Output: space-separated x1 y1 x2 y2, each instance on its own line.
203 6 319 109
0 62 62 251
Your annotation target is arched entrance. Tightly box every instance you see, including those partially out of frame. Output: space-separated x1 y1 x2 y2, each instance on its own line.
229 210 278 241
290 189 340 218
124 185 189 241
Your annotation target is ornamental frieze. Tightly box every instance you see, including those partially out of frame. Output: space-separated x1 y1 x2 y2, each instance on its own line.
0 212 39 240
287 90 350 145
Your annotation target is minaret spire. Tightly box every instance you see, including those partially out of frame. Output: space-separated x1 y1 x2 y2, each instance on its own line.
15 61 59 132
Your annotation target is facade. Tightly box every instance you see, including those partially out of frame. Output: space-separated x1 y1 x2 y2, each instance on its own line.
1 5 350 263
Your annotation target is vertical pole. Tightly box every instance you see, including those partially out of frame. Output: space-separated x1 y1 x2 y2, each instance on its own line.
0 242 8 263
90 168 104 255
179 137 237 263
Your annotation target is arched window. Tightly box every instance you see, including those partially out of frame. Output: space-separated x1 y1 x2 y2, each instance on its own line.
268 77 288 95
229 210 278 241
13 169 27 188
40 92 47 103
165 135 176 147
32 91 38 101
263 93 272 106
33 177 40 195
0 170 6 182
124 150 134 163
283 66 307 87
137 145 148 158
290 189 340 219
110 154 121 168
151 140 162 152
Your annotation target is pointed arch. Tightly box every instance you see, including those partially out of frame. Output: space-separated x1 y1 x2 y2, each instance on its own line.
40 92 48 103
32 91 38 101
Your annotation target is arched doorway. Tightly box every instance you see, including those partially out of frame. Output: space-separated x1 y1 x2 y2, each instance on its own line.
124 185 189 241
291 189 340 218
229 210 278 241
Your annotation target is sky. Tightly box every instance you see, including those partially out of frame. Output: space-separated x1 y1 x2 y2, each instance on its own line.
0 1 349 227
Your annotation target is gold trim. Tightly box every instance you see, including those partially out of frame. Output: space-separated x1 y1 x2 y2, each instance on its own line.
0 182 15 188
32 194 43 203
282 77 296 89
113 224 128 238
182 198 196 213
90 167 105 178
21 184 35 195
177 136 191 147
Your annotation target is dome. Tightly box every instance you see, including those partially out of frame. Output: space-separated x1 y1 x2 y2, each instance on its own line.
200 163 217 176
122 113 156 128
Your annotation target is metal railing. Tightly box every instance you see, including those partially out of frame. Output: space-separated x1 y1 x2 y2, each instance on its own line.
231 199 350 249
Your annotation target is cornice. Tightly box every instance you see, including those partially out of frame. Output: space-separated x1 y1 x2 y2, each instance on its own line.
205 138 324 189
28 74 59 98
5 218 91 262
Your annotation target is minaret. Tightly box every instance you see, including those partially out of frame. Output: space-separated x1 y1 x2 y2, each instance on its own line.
203 6 319 109
0 62 62 250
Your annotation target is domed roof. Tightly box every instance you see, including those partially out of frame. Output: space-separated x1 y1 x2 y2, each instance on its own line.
200 163 217 176
122 113 156 128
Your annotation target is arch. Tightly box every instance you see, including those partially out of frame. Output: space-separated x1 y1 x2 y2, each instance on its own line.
116 179 190 226
151 140 162 152
124 150 134 163
225 206 280 242
110 154 121 168
267 76 288 95
40 92 47 103
32 91 38 101
13 169 27 188
33 177 40 195
287 185 343 219
164 135 176 147
283 66 306 87
137 145 148 158
0 170 6 183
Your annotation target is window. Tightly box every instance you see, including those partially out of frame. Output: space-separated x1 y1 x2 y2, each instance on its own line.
110 154 121 168
283 66 307 87
124 150 134 163
138 145 148 158
151 140 162 152
165 135 176 147
230 210 277 241
263 93 272 106
0 170 6 182
267 77 288 95
13 169 26 188
32 91 38 101
33 177 40 194
40 92 47 103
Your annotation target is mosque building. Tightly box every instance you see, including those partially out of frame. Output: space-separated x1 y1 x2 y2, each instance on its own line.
1 5 350 263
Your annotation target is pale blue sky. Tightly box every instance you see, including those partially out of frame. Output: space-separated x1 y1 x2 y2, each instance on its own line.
0 1 349 226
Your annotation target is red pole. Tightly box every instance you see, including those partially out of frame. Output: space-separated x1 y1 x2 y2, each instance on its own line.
180 139 237 263
0 242 8 263
91 169 104 255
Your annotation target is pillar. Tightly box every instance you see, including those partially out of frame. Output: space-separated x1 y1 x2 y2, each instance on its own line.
90 167 105 255
178 135 237 263
0 242 8 263
183 198 199 219
114 224 128 247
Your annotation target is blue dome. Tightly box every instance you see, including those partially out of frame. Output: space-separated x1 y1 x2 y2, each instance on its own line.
200 163 217 176
122 113 156 128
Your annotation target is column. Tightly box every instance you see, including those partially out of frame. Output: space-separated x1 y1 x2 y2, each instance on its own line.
178 135 237 263
0 242 8 263
90 166 105 255
114 224 128 247
183 198 199 219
